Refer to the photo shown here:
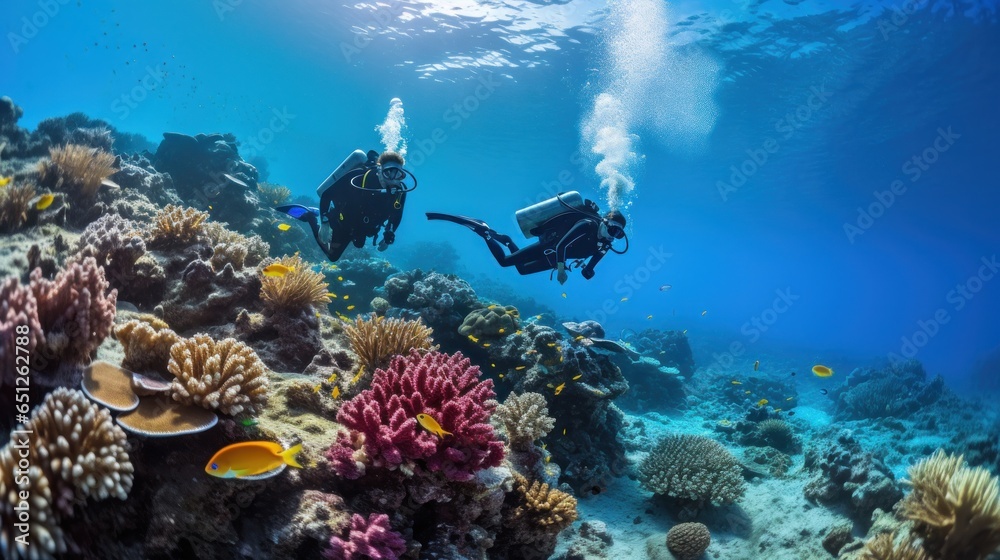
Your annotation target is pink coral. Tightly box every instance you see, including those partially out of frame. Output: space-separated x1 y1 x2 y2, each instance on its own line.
0 278 44 387
328 350 505 481
30 256 117 364
323 513 406 560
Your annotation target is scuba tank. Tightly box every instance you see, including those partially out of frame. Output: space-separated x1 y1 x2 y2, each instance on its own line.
515 191 585 238
316 149 369 197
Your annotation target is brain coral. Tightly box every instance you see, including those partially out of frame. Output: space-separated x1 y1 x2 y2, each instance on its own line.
458 305 520 338
666 522 711 560
638 434 746 507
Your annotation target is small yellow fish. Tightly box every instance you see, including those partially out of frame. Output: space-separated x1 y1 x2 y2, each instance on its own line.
554 382 566 395
515 330 523 335
731 380 742 385
347 305 355 311
416 413 452 438
206 441 302 479
262 264 294 277
343 295 350 300
785 397 794 401
574 335 585 341
315 312 321 318
491 363 496 368
36 193 55 210
515 366 526 371
812 364 834 377
547 343 557 348
744 390 752 394
468 335 479 343
498 374 504 379
545 455 551 463
572 374 582 381
757 399 768 407
488 304 497 309
483 343 491 348
0 176 12 187
701 310 707 316
209 205 213 210
498 328 505 334
327 373 338 382
352 368 364 384
312 384 321 393
620 297 628 302
327 292 338 298
331 386 341 398
561 293 567 298
277 223 292 231
534 315 542 320
562 428 567 436
719 419 731 426
337 276 344 281
647 315 653 320
339 212 344 221
541 443 547 450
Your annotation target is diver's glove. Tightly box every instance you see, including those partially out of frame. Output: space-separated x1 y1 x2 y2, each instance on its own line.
377 229 395 252
557 262 568 284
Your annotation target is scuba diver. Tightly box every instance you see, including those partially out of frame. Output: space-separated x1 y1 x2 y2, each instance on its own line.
276 149 415 262
427 191 627 284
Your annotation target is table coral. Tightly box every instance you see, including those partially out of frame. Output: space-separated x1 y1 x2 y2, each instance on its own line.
167 334 269 416
328 350 504 481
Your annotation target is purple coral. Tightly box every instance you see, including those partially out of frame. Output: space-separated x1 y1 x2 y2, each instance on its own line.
323 513 406 560
0 278 43 387
328 350 505 481
31 257 117 364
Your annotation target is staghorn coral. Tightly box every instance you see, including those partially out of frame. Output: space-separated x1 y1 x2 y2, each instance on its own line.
638 434 746 508
203 220 269 271
458 305 520 338
30 257 118 366
666 522 711 560
344 313 434 374
0 388 133 560
260 254 331 311
493 392 555 451
145 204 209 248
257 182 292 206
327 350 504 481
323 513 406 560
167 334 269 416
495 472 578 560
37 143 117 198
113 319 180 375
899 449 1000 560
0 180 36 233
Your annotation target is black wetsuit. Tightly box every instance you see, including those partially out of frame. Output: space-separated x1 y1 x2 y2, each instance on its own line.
486 212 609 279
318 157 406 261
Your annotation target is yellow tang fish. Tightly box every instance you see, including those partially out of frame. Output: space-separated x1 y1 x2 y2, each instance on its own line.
331 386 341 399
468 335 479 343
337 276 344 281
572 374 582 381
731 380 742 385
488 304 497 309
343 295 350 300
483 343 491 348
277 223 292 231
498 373 504 379
327 292 338 298
312 384 321 393
574 335 585 341
562 428 567 436
327 373 338 382
262 264 294 277
352 368 364 384
812 364 834 377
753 360 760 371
0 176 12 187
416 413 453 439
206 441 303 479
757 399 769 407
554 382 566 395
36 193 55 210
347 305 355 311
498 328 505 334
515 366 526 371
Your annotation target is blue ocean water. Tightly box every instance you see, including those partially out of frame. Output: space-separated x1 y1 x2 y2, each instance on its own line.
5 0 998 393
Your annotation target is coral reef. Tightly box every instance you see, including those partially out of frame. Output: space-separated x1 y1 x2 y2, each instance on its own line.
69 213 159 303
743 418 796 452
323 513 406 560
260 254 330 311
834 361 944 420
458 305 520 338
381 270 479 336
492 392 555 451
0 388 132 560
493 472 578 560
803 430 903 524
37 143 117 199
328 350 504 481
666 522 711 560
624 328 696 377
203 220 269 271
257 182 292 206
344 313 434 375
113 318 180 375
167 334 269 416
145 204 209 249
0 180 37 233
638 434 746 512
860 533 929 560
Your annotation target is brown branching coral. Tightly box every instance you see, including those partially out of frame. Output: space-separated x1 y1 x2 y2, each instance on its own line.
899 449 1000 560
861 533 931 560
167 334 269 416
259 254 331 311
203 221 270 271
0 388 133 560
114 319 180 375
0 180 36 233
38 143 117 198
512 472 578 532
344 313 434 373
638 434 746 507
496 471 578 559
493 392 555 450
145 204 209 248
256 182 292 205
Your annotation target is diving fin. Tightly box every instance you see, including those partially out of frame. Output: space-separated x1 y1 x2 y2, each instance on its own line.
276 204 320 223
426 212 491 234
